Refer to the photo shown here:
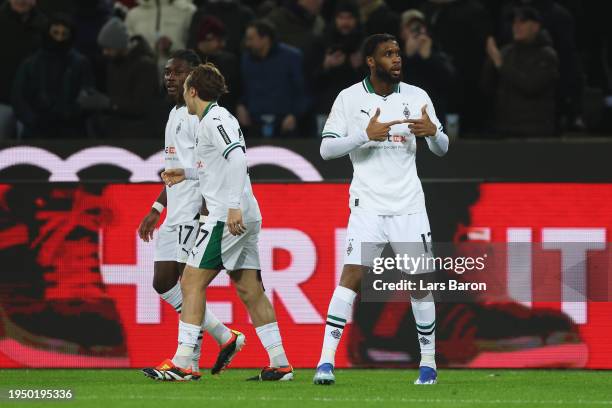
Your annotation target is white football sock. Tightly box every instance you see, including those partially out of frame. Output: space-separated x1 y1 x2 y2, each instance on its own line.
202 308 232 345
191 330 204 372
255 322 289 368
411 292 436 370
160 282 182 313
173 320 200 369
317 286 357 367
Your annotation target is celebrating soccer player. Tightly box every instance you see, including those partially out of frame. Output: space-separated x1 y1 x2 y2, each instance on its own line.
313 34 449 385
138 51 244 381
149 63 293 381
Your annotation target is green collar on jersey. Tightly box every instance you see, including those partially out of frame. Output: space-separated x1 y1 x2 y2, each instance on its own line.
362 76 400 96
202 101 218 118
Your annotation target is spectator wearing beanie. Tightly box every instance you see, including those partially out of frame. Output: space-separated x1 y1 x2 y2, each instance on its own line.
194 16 241 113
187 0 255 57
79 17 163 138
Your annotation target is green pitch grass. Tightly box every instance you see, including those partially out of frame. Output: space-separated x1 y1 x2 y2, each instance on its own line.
1 369 611 408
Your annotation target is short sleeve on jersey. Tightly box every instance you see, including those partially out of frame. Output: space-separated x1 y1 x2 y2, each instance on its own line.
322 93 347 139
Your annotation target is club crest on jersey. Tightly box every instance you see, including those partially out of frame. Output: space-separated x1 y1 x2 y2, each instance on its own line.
347 239 354 256
403 103 411 119
176 121 182 134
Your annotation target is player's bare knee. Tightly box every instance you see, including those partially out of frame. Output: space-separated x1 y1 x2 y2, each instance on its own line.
236 283 264 307
152 262 180 294
339 264 364 293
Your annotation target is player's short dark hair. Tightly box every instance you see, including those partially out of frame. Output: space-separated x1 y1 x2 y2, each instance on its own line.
185 62 228 101
247 19 277 43
362 33 398 57
169 49 201 68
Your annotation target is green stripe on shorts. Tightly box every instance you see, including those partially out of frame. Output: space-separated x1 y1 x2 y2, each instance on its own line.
199 221 225 269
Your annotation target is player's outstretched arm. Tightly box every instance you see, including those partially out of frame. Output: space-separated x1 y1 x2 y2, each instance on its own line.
137 186 166 242
161 168 194 186
320 108 407 160
407 104 449 156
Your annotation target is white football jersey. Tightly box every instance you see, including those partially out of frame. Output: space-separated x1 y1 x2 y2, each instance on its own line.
164 106 201 226
194 102 261 223
322 78 445 215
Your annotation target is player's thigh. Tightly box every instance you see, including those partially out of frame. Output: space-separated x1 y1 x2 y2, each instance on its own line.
181 263 220 293
344 209 387 267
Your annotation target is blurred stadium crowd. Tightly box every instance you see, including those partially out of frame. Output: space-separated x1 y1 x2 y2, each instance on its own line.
0 0 610 140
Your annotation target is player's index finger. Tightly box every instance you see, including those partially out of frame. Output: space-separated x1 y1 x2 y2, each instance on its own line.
384 119 409 126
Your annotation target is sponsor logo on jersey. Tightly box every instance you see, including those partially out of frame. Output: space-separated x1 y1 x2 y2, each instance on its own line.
164 146 176 154
217 125 231 144
331 328 342 339
387 134 407 143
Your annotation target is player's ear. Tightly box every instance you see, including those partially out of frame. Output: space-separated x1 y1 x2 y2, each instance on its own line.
366 55 374 69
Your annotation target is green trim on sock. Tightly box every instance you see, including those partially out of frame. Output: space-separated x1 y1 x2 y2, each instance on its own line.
327 314 347 323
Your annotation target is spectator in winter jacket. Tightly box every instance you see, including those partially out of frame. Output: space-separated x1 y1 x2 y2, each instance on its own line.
497 0 584 131
313 0 363 130
400 9 454 125
421 0 492 134
266 0 325 80
125 0 195 69
238 19 306 138
481 7 559 137
0 0 48 138
12 13 94 138
79 17 164 138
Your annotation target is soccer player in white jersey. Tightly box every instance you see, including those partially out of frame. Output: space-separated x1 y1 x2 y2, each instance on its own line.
154 63 294 381
313 34 449 386
138 51 244 381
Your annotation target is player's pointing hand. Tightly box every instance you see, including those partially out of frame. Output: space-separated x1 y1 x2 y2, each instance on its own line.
366 107 408 142
161 168 186 187
407 104 437 137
